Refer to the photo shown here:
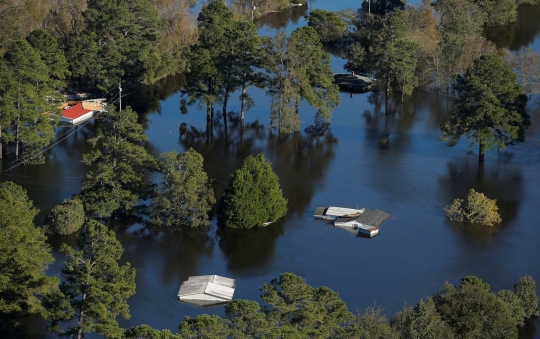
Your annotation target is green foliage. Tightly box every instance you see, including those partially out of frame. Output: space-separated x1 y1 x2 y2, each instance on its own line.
46 220 136 339
77 0 164 89
125 325 182 339
305 9 348 44
261 273 362 338
45 198 85 235
218 153 287 229
81 106 157 218
1 39 60 160
356 304 399 339
179 314 229 339
441 54 530 159
437 0 484 37
0 181 56 330
432 277 521 339
469 0 517 26
266 27 340 133
444 189 501 226
392 298 454 339
26 29 69 88
149 148 215 228
362 0 406 14
225 300 279 338
514 275 540 318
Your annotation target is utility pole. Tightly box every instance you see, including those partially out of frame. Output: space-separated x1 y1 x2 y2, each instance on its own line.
368 0 371 15
251 6 256 22
119 82 122 112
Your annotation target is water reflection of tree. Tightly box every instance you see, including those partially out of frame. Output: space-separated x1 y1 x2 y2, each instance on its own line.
116 221 215 285
256 6 308 32
486 4 540 50
266 130 338 217
217 219 285 274
437 159 523 233
361 92 416 150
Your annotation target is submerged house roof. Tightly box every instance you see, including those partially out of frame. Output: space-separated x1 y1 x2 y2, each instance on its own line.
355 209 390 227
62 103 93 120
177 275 236 307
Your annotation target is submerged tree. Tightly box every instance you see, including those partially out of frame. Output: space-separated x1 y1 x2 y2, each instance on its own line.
0 182 56 332
305 9 348 44
81 106 157 218
441 54 530 161
46 221 136 339
218 153 287 229
45 198 85 235
149 148 215 228
444 189 501 226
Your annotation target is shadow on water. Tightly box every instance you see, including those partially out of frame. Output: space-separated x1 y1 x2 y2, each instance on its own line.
486 4 540 50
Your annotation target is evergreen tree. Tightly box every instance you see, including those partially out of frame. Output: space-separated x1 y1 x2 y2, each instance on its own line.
125 325 182 339
218 153 287 229
261 273 361 338
149 148 215 228
0 60 16 159
45 198 85 235
81 106 157 218
441 54 530 161
225 300 280 339
78 0 163 89
0 182 56 332
433 277 520 339
469 0 517 26
392 298 454 339
266 28 340 134
1 39 60 161
26 29 69 88
514 275 539 319
179 314 229 339
356 304 400 339
305 9 348 44
46 220 136 339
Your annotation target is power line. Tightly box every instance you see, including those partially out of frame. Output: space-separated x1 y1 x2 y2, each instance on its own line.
0 92 121 175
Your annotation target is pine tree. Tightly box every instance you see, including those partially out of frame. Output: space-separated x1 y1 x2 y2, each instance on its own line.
0 181 56 332
149 148 215 228
46 221 136 339
81 106 157 218
441 54 530 161
26 29 69 88
218 154 287 229
45 198 85 235
2 40 60 161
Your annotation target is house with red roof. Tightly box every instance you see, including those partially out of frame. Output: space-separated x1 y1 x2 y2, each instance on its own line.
60 103 93 125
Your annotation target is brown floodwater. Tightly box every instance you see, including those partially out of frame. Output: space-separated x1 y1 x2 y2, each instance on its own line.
2 1 540 337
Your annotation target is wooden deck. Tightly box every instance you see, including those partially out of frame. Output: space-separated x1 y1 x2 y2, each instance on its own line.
334 73 376 93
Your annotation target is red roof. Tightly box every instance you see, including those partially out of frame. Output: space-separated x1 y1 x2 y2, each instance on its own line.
62 103 93 119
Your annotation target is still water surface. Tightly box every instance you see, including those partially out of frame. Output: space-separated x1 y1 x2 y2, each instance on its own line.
3 1 540 337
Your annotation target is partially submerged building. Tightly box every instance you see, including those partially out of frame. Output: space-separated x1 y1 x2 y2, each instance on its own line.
177 275 236 307
60 99 106 125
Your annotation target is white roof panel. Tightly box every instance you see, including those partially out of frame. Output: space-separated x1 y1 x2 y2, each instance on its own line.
326 207 364 216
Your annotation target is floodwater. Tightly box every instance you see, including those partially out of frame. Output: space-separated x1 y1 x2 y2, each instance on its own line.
2 1 540 338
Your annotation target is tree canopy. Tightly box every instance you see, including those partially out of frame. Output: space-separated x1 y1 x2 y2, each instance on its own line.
149 148 215 228
81 106 157 218
441 54 530 160
218 153 287 229
46 220 136 339
45 198 85 235
444 189 501 226
0 181 56 332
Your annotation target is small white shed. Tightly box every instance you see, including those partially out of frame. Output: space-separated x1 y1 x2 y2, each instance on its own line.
177 275 236 307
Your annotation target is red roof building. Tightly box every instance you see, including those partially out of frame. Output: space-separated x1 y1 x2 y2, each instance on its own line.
61 103 94 125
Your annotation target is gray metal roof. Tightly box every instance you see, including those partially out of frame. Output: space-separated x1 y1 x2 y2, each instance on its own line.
177 275 236 302
355 209 390 227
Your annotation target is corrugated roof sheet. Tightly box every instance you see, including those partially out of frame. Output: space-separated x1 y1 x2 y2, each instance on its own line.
355 209 390 227
326 206 364 217
178 275 236 301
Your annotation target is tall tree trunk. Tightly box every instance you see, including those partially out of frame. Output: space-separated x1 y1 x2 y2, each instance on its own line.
0 124 3 160
240 79 246 122
223 92 228 139
15 120 19 158
479 142 485 162
401 78 405 103
385 78 389 115
76 293 86 339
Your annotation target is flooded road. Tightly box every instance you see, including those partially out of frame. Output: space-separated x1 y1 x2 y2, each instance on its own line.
2 1 540 337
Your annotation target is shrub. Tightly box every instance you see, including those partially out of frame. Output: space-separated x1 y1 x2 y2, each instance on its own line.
444 189 501 226
218 154 287 229
46 198 85 235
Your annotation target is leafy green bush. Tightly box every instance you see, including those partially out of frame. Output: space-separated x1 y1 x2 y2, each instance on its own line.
218 153 287 229
444 189 501 226
305 9 347 44
46 198 85 235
